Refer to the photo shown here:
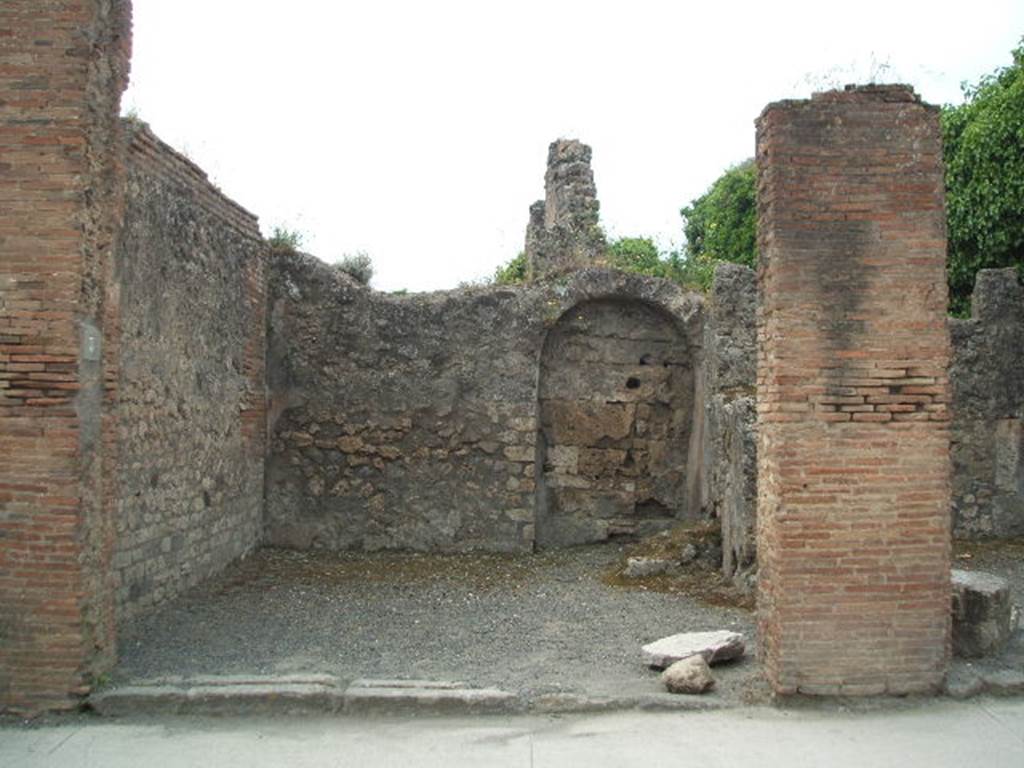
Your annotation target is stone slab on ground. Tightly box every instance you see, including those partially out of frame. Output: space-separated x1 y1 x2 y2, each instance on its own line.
641 630 745 669
952 569 1016 658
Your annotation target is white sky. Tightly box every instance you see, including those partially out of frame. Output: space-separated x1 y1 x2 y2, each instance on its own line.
122 1 1024 292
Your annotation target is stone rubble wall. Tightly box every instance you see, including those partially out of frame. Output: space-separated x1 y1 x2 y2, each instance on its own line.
265 257 702 553
112 121 266 622
950 268 1024 538
699 263 758 589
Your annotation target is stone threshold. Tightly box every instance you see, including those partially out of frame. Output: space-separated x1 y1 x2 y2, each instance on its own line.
87 668 1024 718
87 676 728 717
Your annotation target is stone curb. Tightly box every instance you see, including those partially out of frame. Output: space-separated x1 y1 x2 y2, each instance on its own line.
89 670 1024 718
88 677 731 718
89 678 345 717
943 669 1024 700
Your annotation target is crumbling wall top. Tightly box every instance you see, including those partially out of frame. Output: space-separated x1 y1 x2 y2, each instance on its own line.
526 138 607 280
758 84 934 124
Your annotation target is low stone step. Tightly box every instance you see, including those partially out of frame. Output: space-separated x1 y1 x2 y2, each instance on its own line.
89 675 345 716
90 676 524 717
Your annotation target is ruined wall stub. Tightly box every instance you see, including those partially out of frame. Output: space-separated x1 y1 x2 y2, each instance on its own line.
701 263 758 590
536 300 696 547
0 0 131 714
526 140 607 280
950 268 1024 538
756 86 952 696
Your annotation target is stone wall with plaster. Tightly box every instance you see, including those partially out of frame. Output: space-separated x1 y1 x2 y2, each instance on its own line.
112 122 266 622
700 263 758 589
950 269 1024 538
265 256 703 553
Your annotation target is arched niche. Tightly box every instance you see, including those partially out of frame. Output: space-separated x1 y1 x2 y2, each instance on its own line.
535 298 697 547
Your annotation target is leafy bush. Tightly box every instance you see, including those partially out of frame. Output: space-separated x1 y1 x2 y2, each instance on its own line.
607 237 715 291
488 237 714 292
335 251 374 285
493 251 527 285
607 237 661 273
268 226 304 253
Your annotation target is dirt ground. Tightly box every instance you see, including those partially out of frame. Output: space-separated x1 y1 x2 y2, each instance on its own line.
113 531 1024 706
115 531 767 705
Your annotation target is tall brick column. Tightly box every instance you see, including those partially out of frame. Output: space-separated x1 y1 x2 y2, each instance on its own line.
0 1 131 713
755 86 952 695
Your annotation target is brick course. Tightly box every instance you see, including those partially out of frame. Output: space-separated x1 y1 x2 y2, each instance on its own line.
755 85 952 695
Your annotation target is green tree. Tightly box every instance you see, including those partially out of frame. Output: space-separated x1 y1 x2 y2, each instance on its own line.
607 237 662 274
942 41 1024 316
680 159 757 270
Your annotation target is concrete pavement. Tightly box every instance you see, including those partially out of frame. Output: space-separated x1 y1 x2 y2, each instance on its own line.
3 697 1024 767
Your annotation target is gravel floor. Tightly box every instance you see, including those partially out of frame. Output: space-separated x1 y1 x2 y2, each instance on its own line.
115 538 1024 705
116 543 765 703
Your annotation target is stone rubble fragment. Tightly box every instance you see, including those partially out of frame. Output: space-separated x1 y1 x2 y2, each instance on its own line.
661 655 716 694
641 630 745 669
624 557 674 579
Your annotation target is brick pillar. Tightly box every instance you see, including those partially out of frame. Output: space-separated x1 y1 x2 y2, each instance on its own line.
0 1 131 713
755 86 952 695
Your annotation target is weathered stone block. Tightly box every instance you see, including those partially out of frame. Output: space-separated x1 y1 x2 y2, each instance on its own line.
952 569 1017 658
542 401 635 444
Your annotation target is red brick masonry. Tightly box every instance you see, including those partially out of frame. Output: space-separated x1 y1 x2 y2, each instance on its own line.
755 85 952 695
0 0 132 712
